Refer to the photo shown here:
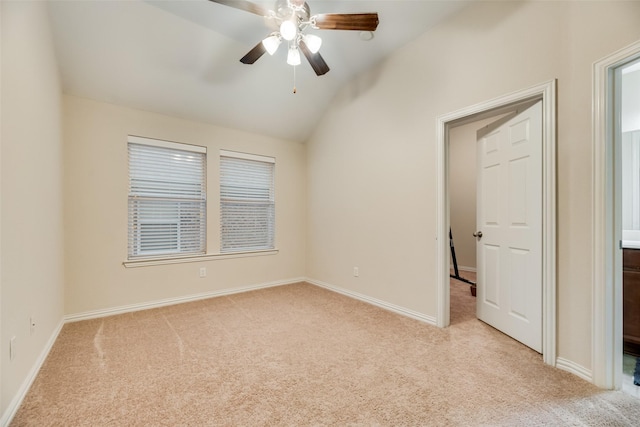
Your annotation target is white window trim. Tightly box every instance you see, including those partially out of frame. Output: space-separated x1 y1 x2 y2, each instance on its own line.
123 249 279 268
123 145 279 267
219 149 275 164
129 135 206 153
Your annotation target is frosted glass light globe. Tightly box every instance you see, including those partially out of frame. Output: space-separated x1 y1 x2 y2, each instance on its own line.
262 35 281 55
287 47 301 66
304 34 322 54
280 19 297 41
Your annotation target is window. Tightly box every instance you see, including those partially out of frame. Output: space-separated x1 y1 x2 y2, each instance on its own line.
220 151 275 253
128 136 206 259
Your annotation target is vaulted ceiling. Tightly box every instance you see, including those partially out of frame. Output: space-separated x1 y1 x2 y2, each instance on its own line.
48 0 469 142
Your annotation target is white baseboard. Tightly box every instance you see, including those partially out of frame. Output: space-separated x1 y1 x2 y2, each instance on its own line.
306 278 437 326
556 357 593 383
2 277 597 427
2 278 304 426
65 277 306 323
449 265 477 273
1 319 65 427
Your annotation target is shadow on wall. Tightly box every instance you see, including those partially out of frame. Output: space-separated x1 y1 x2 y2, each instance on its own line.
445 0 527 34
331 0 529 110
332 64 383 107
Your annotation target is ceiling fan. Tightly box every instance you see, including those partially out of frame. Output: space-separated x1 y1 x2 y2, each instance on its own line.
209 0 379 78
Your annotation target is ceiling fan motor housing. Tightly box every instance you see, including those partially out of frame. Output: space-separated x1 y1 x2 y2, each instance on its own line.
276 0 310 23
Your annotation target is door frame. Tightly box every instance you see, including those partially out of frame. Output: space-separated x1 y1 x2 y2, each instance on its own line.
435 80 557 367
592 40 640 389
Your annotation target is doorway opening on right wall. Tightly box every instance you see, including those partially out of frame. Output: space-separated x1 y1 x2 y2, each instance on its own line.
592 40 640 391
617 58 640 398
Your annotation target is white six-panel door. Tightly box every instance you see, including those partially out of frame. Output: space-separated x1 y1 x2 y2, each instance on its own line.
476 101 543 352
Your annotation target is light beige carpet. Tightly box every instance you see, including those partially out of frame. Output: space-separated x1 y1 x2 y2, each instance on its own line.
11 281 640 426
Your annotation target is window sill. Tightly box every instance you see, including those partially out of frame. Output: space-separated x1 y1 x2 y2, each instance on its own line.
123 249 279 268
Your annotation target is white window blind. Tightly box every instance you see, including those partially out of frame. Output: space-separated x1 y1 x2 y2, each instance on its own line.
220 151 275 253
128 137 206 259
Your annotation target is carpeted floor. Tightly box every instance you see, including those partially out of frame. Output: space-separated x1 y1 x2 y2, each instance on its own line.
10 281 640 426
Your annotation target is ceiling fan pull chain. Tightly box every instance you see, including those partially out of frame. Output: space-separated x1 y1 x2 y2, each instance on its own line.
293 64 297 94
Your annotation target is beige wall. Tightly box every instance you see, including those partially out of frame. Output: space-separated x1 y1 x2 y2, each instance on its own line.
1 0 65 419
63 95 306 316
306 1 640 373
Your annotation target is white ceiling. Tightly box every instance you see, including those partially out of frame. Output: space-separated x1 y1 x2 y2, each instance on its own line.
48 0 469 142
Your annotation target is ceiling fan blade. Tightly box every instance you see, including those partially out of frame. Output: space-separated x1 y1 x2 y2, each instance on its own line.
312 13 379 31
299 40 330 76
240 41 267 64
208 0 269 17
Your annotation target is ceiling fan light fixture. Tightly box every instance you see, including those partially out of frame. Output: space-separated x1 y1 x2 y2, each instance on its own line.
287 46 301 66
210 0 380 81
262 34 281 55
280 19 297 41
303 34 322 54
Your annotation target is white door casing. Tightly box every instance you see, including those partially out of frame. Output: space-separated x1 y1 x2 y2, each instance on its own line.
592 40 640 389
476 102 543 352
436 80 556 367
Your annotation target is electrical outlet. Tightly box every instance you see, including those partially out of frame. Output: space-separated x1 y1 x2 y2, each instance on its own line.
10 337 16 361
30 316 36 335
199 267 207 278
353 267 359 277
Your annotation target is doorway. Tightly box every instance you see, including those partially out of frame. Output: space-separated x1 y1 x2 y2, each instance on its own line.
619 58 640 397
448 115 509 324
436 80 557 366
592 40 640 390
448 119 480 325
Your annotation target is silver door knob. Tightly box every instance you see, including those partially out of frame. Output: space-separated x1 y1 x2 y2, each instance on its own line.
473 231 483 238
